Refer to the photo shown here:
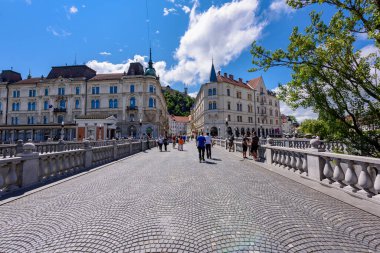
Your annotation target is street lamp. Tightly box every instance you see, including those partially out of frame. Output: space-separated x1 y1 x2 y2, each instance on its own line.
139 118 142 140
60 121 64 140
225 117 229 138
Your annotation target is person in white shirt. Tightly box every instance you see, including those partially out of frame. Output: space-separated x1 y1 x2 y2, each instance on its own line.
204 133 212 159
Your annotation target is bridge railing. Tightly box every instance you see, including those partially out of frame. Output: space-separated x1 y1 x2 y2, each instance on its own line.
0 139 156 199
214 138 380 203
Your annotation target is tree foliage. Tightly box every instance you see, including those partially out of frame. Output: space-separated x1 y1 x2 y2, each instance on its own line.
163 89 195 117
250 0 380 157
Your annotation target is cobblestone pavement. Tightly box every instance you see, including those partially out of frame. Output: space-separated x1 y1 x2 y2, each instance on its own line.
1 142 380 253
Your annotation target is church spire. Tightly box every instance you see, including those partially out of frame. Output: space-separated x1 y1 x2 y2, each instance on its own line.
210 59 217 82
145 47 157 77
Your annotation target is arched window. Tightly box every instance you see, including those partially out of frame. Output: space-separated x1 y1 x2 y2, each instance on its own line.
149 97 154 108
130 85 135 93
57 115 64 124
275 110 278 117
208 89 212 96
109 99 113 108
91 100 95 109
96 100 100 108
149 85 155 93
213 101 217 109
114 99 118 108
212 88 217 95
208 102 212 110
75 99 80 109
130 97 136 108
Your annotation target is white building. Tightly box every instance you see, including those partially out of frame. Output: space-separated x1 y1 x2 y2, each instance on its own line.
169 115 190 135
0 51 169 142
191 63 282 138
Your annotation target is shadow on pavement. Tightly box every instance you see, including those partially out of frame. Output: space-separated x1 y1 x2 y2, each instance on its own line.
204 161 217 165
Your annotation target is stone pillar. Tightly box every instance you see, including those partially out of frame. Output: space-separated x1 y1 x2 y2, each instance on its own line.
306 138 326 181
266 138 274 165
83 140 93 169
19 142 40 187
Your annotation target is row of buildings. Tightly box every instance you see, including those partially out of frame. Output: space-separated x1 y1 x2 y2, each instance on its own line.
0 53 284 142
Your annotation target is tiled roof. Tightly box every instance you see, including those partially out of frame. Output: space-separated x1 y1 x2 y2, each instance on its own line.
0 70 22 83
47 65 96 80
90 73 124 81
217 73 251 90
127 63 145 76
13 77 43 85
172 115 190 123
247 76 262 90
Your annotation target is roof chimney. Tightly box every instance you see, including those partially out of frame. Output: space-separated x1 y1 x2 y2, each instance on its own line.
217 71 221 76
238 78 242 83
229 74 234 79
224 73 227 77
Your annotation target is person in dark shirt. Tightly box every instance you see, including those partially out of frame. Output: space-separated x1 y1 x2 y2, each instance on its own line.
242 135 249 159
196 133 206 163
250 132 260 161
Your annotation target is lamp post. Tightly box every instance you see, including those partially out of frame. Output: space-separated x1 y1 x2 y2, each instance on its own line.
139 118 142 140
225 117 229 138
60 121 64 140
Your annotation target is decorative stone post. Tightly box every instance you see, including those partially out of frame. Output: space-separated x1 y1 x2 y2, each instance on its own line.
306 138 326 181
265 137 274 165
83 140 93 169
15 139 24 155
20 141 40 187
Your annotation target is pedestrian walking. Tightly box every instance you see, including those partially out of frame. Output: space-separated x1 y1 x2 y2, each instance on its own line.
250 132 260 161
228 135 235 152
157 136 163 152
205 133 212 159
178 136 184 151
172 135 176 149
196 132 206 163
163 136 168 151
242 135 248 159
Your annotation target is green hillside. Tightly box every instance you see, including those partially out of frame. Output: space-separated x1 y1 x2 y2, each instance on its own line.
162 87 195 116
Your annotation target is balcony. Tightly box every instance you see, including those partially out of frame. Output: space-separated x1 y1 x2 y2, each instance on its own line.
126 106 138 111
53 108 67 113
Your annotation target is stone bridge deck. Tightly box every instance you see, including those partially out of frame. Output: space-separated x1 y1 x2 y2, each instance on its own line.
1 142 380 252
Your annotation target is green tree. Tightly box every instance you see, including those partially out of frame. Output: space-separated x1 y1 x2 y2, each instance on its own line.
250 0 380 157
163 89 195 116
299 119 330 139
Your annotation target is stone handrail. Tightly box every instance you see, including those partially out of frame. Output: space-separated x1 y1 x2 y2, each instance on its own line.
0 139 156 199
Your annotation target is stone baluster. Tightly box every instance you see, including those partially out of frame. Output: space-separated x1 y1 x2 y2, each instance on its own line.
323 157 334 183
290 152 297 172
372 165 380 201
344 160 358 192
295 153 302 173
358 162 374 197
272 150 278 165
57 154 65 177
301 154 308 176
5 161 18 191
40 155 50 181
332 158 345 188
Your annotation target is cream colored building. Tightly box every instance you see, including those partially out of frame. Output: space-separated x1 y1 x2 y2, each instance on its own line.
191 63 282 138
169 115 189 135
0 52 169 142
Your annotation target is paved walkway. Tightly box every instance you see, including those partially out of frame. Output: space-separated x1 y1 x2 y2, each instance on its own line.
1 142 380 253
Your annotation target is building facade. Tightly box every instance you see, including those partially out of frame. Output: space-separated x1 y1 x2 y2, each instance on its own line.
0 52 169 142
169 115 190 135
191 63 282 138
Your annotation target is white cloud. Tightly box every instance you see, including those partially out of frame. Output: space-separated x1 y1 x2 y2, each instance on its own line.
25 0 32 5
155 30 160 34
163 8 176 16
279 102 318 123
46 26 71 37
188 92 198 98
82 5 86 8
69 6 78 14
164 0 265 85
359 44 379 58
99 52 112 56
269 0 294 15
182 6 191 14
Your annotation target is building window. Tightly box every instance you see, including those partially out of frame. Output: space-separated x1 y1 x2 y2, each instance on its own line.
109 99 118 108
213 101 217 110
29 89 36 97
45 88 49 96
237 91 242 99
44 101 49 110
130 97 136 108
130 114 135 122
275 101 278 107
270 119 273 124
12 102 20 111
258 118 260 124
59 100 66 109
75 99 80 109
58 87 65 95
248 117 253 123
227 102 231 110
110 86 118 94
91 99 100 109
149 85 155 93
13 90 20 98
0 102 2 111
270 109 273 116
28 102 36 111
92 87 100 94
57 115 64 124
149 97 155 108
130 85 135 93
11 117 19 125
276 119 278 125
228 114 231 121
208 89 212 96
208 101 212 110
27 116 35 125
237 116 242 122
248 94 252 101
227 89 230 96
237 103 242 111
76 87 80 95
43 116 48 124
213 88 217 96
275 110 278 117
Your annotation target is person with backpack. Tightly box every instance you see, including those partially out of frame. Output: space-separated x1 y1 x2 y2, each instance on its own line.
250 132 260 161
163 136 168 151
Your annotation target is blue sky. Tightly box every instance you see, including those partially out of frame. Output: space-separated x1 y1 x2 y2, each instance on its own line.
0 0 375 121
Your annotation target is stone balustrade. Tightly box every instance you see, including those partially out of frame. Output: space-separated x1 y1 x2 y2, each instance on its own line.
214 137 380 203
0 139 156 198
